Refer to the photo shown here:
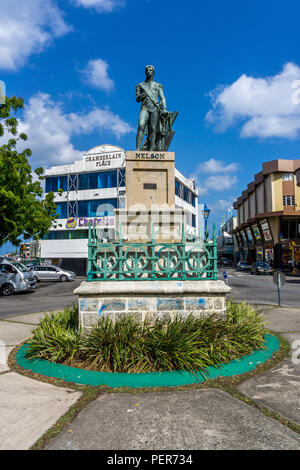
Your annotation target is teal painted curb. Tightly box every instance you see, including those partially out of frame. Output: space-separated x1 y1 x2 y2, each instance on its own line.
16 334 280 389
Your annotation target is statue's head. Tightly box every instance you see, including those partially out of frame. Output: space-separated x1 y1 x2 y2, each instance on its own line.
145 65 155 78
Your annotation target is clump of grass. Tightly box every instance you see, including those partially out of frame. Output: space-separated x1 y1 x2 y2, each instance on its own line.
26 301 267 374
79 315 216 373
79 316 142 372
26 304 81 363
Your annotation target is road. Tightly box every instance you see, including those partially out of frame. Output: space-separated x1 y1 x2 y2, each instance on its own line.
220 267 300 307
0 279 82 319
0 270 299 319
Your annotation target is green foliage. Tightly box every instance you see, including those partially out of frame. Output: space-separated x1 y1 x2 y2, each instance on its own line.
26 305 81 363
0 96 57 246
26 301 267 374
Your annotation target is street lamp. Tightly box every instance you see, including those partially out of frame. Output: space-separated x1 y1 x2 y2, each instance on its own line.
202 203 211 241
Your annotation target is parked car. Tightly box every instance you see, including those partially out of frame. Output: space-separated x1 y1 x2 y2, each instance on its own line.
30 265 76 282
0 258 36 296
250 262 273 275
219 257 232 267
237 261 251 272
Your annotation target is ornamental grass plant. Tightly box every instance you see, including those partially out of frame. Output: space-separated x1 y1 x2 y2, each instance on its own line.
26 300 266 374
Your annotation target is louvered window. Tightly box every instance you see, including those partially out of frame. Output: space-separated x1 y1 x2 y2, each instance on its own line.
283 195 295 206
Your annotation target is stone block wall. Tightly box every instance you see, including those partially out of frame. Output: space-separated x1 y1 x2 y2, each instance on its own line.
74 280 231 334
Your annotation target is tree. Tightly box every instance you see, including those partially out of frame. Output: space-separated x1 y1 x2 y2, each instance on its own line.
0 96 57 247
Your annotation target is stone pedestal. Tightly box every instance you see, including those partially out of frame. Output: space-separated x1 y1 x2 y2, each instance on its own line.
125 151 175 209
115 207 187 242
74 280 231 333
116 150 185 242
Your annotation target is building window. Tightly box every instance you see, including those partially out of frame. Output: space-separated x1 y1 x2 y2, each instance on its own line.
175 180 181 198
78 171 118 190
55 202 67 219
281 219 300 239
42 230 89 240
45 176 67 193
283 195 295 206
175 179 197 207
282 173 294 181
78 198 118 217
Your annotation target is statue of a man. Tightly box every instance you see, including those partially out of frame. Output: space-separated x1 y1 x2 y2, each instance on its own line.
136 65 167 151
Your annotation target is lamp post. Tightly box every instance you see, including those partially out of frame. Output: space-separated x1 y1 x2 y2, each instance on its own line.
202 203 211 241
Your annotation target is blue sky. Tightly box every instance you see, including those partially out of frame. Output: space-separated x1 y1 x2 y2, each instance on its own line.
2 0 300 251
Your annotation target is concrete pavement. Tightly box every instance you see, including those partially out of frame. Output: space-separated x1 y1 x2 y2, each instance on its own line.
238 307 300 426
0 312 82 450
46 389 299 450
0 305 299 450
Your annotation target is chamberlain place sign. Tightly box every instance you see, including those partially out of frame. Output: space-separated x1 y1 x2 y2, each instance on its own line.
84 151 124 169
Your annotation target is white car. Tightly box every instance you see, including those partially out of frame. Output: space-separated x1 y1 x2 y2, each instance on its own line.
30 265 76 282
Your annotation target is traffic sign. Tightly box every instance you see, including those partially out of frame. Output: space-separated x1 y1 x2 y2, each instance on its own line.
273 271 286 287
273 271 286 307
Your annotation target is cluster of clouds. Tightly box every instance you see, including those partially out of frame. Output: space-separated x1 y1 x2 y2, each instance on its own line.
71 0 124 13
0 0 131 168
199 62 300 218
17 93 134 167
0 0 123 71
207 62 300 139
0 0 71 71
191 158 238 218
81 59 115 92
193 158 238 195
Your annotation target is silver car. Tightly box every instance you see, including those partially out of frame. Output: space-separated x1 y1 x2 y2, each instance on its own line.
0 259 36 295
31 265 76 282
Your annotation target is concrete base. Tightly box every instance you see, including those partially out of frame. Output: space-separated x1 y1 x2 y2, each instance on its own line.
74 280 231 333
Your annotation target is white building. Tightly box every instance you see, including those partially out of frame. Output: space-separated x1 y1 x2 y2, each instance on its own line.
41 145 199 274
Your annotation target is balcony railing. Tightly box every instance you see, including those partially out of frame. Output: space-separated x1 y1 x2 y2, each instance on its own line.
87 223 217 282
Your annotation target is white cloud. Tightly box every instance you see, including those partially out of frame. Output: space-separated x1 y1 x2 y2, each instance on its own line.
206 62 300 139
200 158 238 174
0 0 71 71
210 199 235 211
81 59 115 91
14 92 134 167
190 158 239 196
205 174 238 191
71 0 125 13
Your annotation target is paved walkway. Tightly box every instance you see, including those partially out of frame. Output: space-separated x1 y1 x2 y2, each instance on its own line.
0 306 299 450
0 312 82 450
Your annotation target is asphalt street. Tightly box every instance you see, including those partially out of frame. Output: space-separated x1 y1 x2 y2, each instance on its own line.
0 270 299 319
0 279 82 319
221 268 300 307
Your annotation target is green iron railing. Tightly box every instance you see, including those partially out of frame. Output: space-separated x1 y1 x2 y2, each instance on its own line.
87 223 218 282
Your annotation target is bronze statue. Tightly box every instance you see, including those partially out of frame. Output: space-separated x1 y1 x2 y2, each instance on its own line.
136 65 178 151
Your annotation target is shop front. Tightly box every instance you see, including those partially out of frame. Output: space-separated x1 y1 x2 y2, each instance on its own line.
279 217 300 273
259 219 274 265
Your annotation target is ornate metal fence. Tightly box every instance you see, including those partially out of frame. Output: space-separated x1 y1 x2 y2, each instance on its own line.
87 224 218 281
